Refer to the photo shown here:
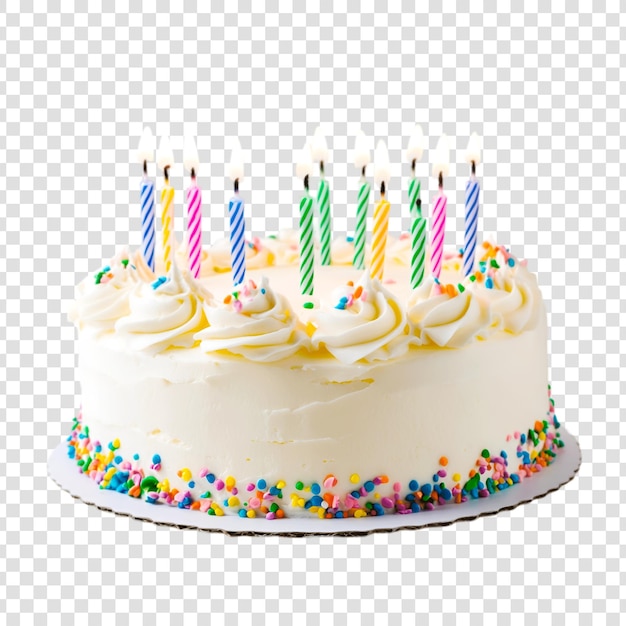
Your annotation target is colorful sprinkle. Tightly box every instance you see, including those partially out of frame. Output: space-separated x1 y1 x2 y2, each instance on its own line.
66 388 562 521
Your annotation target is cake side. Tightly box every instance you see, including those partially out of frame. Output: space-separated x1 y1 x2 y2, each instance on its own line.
65 238 564 520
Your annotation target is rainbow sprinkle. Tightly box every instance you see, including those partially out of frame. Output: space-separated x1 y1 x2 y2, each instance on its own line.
66 387 563 520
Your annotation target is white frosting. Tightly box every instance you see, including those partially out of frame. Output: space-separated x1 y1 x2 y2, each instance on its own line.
196 277 310 362
68 251 138 335
207 237 275 273
311 274 410 364
72 247 552 518
262 231 300 266
115 262 210 354
408 247 543 347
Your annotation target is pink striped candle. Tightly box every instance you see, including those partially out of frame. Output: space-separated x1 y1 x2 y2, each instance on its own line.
430 183 447 279
429 135 450 280
184 136 202 278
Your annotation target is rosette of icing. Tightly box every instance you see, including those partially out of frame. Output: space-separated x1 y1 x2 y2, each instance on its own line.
69 250 139 334
408 245 543 348
115 261 211 354
195 277 310 361
477 248 542 334
407 279 491 348
311 274 410 364
208 237 274 272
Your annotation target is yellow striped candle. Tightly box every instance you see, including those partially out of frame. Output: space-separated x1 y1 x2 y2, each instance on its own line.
370 140 392 281
157 135 175 273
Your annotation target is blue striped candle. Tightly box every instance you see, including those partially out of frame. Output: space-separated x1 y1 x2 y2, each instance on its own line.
229 191 246 286
463 174 480 277
140 175 156 272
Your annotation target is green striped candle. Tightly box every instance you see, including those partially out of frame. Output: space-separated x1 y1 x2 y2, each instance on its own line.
352 129 372 270
296 140 315 296
312 126 332 266
405 125 425 289
409 175 427 289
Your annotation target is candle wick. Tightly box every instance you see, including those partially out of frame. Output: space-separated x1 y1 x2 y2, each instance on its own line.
304 174 310 192
380 181 386 197
438 171 443 190
164 165 170 184
361 166 366 178
234 178 239 193
320 161 324 177
143 160 147 176
471 160 476 176
411 158 416 174
191 167 196 181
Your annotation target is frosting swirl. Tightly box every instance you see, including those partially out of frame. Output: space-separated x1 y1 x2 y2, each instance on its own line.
408 279 491 348
69 250 138 334
196 277 310 362
311 274 410 364
408 246 543 348
115 262 211 354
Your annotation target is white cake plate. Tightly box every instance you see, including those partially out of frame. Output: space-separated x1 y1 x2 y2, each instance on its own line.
48 428 581 537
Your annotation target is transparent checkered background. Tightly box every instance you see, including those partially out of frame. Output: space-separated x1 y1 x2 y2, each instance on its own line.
0 1 624 623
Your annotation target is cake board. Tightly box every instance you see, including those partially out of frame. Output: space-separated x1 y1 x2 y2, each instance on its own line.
48 427 581 537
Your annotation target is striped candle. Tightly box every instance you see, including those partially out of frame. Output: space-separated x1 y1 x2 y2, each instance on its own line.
299 190 315 295
352 130 371 270
371 140 392 282
160 182 175 274
370 194 390 281
409 177 426 289
229 192 246 286
353 178 370 270
463 176 480 277
463 133 482 277
430 185 447 279
184 136 202 279
296 141 315 295
186 182 202 278
140 176 156 272
136 128 156 271
429 135 450 280
157 135 175 274
227 138 247 286
312 126 332 266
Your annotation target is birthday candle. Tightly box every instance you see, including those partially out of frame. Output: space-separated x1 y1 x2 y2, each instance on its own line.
296 141 315 295
136 128 156 272
463 132 482 277
352 129 371 270
311 126 332 266
157 135 175 274
227 138 246 286
405 124 426 289
370 140 391 282
429 135 450 280
184 136 202 279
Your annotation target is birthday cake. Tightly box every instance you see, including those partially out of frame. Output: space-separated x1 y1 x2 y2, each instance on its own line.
64 129 564 522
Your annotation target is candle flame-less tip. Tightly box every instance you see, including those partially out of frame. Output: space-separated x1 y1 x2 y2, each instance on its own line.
405 124 424 163
374 140 391 189
296 140 314 181
431 134 450 179
183 135 200 174
310 125 329 163
157 135 175 171
352 129 371 170
227 137 245 183
136 127 155 164
465 132 482 166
